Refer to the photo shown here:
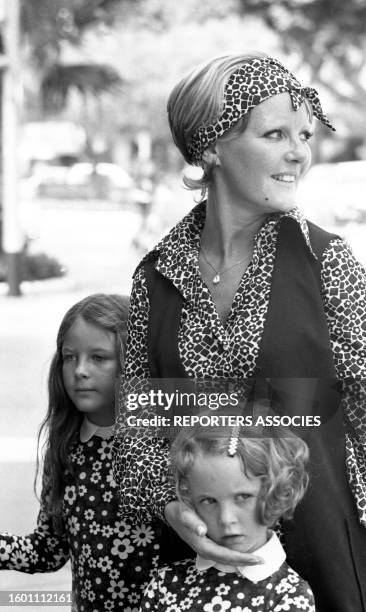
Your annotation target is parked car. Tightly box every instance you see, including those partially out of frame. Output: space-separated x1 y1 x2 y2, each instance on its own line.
297 160 366 227
28 161 135 204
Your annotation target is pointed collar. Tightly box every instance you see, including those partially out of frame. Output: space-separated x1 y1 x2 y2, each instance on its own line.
135 202 205 302
196 531 286 583
79 416 114 442
278 206 317 259
135 201 317 299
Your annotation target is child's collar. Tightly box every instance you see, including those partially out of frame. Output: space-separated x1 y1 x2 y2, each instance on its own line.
195 530 286 583
80 415 114 442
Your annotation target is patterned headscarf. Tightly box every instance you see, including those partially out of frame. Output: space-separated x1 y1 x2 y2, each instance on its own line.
188 56 335 166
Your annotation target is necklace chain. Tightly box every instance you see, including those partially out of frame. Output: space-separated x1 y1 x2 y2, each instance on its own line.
200 246 251 285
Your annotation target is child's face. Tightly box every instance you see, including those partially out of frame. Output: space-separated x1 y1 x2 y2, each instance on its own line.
187 453 268 554
62 317 118 426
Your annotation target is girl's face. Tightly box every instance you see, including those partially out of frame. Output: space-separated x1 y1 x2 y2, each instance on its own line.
62 317 118 426
187 453 267 553
215 92 312 216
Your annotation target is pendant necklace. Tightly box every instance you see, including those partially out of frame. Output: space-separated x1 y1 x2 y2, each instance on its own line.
200 246 251 285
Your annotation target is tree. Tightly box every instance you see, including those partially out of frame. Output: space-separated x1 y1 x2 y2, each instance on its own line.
20 0 134 116
21 0 127 69
19 0 130 162
76 0 277 154
238 0 366 109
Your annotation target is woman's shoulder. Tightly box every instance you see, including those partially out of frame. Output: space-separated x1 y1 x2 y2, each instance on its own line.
302 218 341 259
307 219 365 273
306 218 339 242
133 201 205 277
276 209 341 260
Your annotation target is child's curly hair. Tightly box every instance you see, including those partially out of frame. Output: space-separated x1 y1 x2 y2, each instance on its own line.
171 419 309 527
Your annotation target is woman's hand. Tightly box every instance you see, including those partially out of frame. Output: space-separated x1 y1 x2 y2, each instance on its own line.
164 500 264 566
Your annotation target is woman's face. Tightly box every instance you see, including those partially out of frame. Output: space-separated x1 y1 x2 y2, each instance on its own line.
214 92 313 215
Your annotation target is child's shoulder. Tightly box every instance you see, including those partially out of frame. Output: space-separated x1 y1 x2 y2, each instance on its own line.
154 558 196 584
65 437 115 488
277 562 310 585
271 562 314 601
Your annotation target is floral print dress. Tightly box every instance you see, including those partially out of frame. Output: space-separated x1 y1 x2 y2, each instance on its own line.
139 558 315 612
0 435 161 611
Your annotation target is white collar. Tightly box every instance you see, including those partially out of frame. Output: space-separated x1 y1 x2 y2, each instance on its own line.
80 416 114 442
196 531 286 583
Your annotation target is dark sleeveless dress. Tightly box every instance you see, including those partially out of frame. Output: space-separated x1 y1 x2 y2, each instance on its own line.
143 217 366 612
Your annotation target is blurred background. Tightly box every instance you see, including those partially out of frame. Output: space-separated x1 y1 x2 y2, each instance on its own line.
1 0 366 605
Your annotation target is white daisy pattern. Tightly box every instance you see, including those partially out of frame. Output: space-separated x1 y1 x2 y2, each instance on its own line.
140 559 315 611
131 524 155 547
0 437 161 610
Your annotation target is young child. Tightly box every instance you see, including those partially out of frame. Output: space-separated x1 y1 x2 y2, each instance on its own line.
140 420 315 611
0 294 161 612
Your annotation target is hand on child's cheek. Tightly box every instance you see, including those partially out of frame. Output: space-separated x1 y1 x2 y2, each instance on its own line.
187 455 267 554
164 501 264 566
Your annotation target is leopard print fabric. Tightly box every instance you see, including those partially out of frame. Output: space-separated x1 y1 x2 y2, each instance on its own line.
188 57 335 165
114 203 366 526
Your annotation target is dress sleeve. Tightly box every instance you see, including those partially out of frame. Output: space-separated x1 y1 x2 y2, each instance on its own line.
0 460 69 573
321 237 366 527
321 238 366 384
113 266 176 523
123 266 151 381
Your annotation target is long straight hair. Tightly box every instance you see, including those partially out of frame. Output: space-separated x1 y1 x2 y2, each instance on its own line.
35 293 129 527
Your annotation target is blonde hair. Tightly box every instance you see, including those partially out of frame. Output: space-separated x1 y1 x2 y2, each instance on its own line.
171 422 309 527
167 52 268 195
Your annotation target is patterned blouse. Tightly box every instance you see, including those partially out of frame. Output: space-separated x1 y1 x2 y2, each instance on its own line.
139 558 315 612
0 435 161 612
114 202 366 527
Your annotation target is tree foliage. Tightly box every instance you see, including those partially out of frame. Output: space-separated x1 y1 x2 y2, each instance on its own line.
41 64 123 113
124 0 241 32
20 0 130 114
238 0 366 103
18 0 366 159
21 0 133 68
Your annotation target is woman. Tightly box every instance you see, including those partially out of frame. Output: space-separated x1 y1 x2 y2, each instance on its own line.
113 53 366 611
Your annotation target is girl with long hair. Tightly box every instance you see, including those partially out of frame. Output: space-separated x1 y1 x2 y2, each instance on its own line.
0 294 158 611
